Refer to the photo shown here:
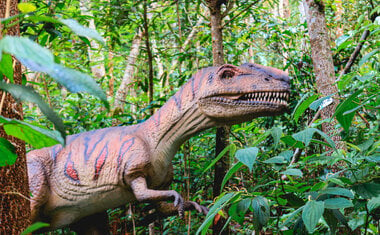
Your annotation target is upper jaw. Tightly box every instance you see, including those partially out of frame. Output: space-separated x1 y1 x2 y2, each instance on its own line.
201 89 290 107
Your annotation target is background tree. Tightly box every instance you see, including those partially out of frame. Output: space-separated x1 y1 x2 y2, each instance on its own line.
0 0 31 233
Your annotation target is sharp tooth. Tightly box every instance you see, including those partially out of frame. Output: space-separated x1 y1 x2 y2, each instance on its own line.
276 92 279 97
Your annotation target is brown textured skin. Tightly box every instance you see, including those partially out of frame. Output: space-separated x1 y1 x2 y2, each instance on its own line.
27 63 290 232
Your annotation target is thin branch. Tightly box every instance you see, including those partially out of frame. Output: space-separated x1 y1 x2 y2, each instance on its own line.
0 191 31 201
337 10 378 80
222 0 260 28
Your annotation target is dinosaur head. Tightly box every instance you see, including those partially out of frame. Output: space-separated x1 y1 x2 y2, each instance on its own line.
197 63 290 124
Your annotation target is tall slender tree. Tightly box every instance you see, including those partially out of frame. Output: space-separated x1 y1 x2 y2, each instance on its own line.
0 0 31 233
206 1 230 234
304 0 342 149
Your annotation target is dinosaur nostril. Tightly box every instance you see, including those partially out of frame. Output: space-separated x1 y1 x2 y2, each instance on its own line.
264 77 270 82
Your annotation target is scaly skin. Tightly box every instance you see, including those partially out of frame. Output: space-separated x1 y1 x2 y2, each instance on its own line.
27 63 290 232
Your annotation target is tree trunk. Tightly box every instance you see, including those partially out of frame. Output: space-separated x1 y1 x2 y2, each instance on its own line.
0 0 31 233
143 0 154 116
206 1 230 234
80 0 106 79
113 31 142 112
304 0 342 149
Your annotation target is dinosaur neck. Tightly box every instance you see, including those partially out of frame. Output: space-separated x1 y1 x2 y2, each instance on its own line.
139 80 214 168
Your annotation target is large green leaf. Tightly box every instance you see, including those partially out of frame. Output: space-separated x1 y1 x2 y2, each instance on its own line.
280 168 303 177
0 115 64 148
302 200 324 233
251 196 270 231
334 90 362 132
368 196 380 212
0 36 108 108
271 126 282 147
47 64 108 108
220 162 243 191
202 144 235 174
0 137 17 166
0 82 65 139
0 53 14 82
352 183 380 199
292 128 336 149
324 198 353 209
235 147 258 172
229 198 251 225
319 187 354 199
60 19 105 45
196 192 239 235
292 93 318 122
309 95 333 111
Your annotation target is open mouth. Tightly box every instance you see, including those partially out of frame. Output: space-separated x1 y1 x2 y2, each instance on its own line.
207 90 290 106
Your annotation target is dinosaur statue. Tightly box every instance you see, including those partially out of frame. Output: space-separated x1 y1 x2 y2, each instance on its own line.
27 63 290 233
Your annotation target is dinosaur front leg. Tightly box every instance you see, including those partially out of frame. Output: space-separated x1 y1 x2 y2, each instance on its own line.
130 177 184 216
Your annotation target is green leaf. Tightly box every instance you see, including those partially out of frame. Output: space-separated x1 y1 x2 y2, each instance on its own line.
281 135 305 148
0 82 66 139
334 90 362 132
17 3 37 13
263 156 285 164
319 187 354 198
368 196 380 212
324 198 353 209
0 115 64 148
280 206 304 228
293 128 336 149
292 93 318 122
271 126 282 147
220 162 243 191
251 196 270 231
47 64 108 108
309 95 333 111
358 49 379 67
0 53 14 82
202 144 234 174
0 36 55 70
60 19 105 45
0 137 17 166
235 147 258 172
302 200 324 233
229 198 251 225
280 168 303 177
352 183 380 199
21 222 49 235
0 36 108 108
196 192 238 235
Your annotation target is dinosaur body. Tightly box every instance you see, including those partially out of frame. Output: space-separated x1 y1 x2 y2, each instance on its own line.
27 63 290 232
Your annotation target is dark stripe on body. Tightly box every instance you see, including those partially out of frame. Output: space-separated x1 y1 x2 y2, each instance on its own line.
117 137 135 171
64 153 80 183
84 130 110 163
93 143 109 180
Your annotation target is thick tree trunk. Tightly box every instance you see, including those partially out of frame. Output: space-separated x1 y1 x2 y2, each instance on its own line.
80 0 106 79
0 0 31 233
206 1 230 234
304 0 342 149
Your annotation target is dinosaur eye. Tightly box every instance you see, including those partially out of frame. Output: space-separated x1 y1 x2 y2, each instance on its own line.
221 70 235 79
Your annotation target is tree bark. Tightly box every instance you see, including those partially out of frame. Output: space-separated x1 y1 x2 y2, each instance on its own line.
80 0 106 79
0 0 31 233
143 0 154 116
304 0 342 149
113 31 142 112
206 1 230 234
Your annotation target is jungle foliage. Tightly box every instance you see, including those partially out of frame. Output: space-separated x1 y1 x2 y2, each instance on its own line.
0 0 379 234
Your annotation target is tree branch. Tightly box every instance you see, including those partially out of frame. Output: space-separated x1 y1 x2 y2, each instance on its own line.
222 0 260 28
